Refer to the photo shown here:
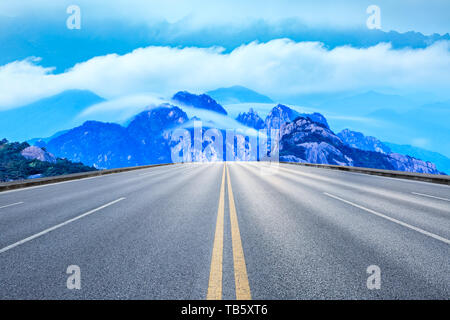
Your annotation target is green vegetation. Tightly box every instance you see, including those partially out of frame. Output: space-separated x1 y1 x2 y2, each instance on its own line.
0 138 96 182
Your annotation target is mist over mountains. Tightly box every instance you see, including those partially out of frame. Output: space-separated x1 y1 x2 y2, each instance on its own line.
0 90 104 142
1 86 448 177
6 90 441 175
207 86 273 105
2 15 449 72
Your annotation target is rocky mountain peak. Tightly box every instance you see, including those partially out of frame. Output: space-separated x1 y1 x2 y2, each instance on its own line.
236 108 265 130
265 104 299 131
172 91 228 115
338 129 391 154
128 105 188 136
21 146 57 164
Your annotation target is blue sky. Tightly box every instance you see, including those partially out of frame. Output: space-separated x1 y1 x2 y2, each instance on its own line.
0 0 449 156
1 0 450 72
1 0 449 106
2 0 450 33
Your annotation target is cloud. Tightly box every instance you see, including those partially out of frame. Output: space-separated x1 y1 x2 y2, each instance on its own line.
0 58 56 108
0 39 449 109
2 0 450 34
325 115 382 125
75 94 167 124
179 106 257 133
411 138 430 148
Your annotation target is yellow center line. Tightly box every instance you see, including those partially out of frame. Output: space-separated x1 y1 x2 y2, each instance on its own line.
226 164 252 300
206 163 226 300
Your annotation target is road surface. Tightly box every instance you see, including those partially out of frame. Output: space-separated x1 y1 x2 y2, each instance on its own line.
0 162 448 299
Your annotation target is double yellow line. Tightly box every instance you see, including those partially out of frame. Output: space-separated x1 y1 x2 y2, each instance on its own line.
207 163 251 300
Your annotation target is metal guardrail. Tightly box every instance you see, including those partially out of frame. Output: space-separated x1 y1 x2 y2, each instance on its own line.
280 161 450 185
0 163 175 192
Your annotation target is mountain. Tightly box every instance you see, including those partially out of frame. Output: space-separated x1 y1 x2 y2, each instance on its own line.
383 142 450 174
46 106 189 169
42 99 444 175
46 121 141 170
127 106 189 163
336 129 443 174
388 153 443 175
280 117 352 165
367 101 450 159
337 129 391 154
0 139 96 182
264 104 329 131
279 117 441 174
236 108 265 130
301 113 329 129
21 146 56 164
28 130 70 148
264 104 300 131
318 91 417 115
369 101 450 126
206 86 273 105
0 90 105 142
2 14 449 72
172 91 228 115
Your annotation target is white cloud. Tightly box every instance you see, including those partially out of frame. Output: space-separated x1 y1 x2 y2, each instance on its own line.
2 0 450 33
0 39 449 109
411 138 430 148
179 106 257 133
78 94 167 123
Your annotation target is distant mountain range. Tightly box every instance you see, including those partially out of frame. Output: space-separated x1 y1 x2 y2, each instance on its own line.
2 16 449 72
207 86 273 105
237 104 329 131
366 100 450 159
1 88 446 176
383 142 450 175
15 92 440 175
2 87 448 160
337 129 391 154
314 91 421 115
336 129 446 174
264 110 441 174
285 90 450 159
336 128 450 174
45 106 188 169
0 90 104 142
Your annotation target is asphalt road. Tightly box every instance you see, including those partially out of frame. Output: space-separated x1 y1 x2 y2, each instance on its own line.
0 162 448 299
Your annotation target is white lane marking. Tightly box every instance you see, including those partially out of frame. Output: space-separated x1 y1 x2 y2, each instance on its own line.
280 166 449 212
0 202 24 209
324 192 450 245
0 198 126 254
411 192 450 202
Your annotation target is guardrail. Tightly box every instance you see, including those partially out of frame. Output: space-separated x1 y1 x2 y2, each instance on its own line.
1 161 448 192
280 161 450 185
0 163 175 192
